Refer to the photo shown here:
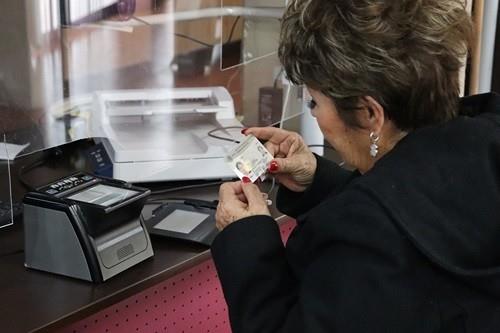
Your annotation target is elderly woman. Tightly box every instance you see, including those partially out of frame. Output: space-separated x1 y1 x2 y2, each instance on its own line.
211 0 500 332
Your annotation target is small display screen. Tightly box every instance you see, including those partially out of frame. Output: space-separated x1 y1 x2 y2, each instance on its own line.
67 184 139 207
153 209 209 234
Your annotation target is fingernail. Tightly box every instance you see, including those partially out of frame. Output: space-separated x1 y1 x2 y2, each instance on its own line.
242 176 251 184
241 128 248 135
268 161 279 173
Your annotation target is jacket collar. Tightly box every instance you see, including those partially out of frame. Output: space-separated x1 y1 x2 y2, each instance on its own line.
459 92 500 117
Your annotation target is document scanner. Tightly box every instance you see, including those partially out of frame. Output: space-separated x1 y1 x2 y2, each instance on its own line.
23 173 154 282
92 87 244 182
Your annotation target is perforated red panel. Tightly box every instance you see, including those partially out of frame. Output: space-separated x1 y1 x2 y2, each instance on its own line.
279 217 297 244
57 218 297 333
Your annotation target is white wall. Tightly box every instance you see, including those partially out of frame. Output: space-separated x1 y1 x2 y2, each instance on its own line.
478 0 499 93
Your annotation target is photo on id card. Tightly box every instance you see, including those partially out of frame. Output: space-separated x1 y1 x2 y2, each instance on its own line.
225 135 274 183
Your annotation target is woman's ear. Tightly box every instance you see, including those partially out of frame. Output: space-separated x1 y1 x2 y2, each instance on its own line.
356 96 385 133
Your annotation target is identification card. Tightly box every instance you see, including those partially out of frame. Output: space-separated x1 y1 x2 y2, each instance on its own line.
225 135 274 183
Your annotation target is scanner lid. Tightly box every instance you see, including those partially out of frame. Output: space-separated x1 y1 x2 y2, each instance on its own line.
29 173 150 237
36 173 150 212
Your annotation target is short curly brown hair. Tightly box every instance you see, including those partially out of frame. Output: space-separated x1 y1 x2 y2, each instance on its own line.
279 0 473 131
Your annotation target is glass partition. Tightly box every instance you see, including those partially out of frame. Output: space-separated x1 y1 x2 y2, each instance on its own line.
0 136 13 228
0 0 310 187
220 0 284 71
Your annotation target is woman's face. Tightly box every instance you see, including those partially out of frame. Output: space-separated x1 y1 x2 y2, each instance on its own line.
307 88 372 172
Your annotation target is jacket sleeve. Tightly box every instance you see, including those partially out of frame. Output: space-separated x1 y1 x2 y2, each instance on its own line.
211 194 439 333
276 154 358 218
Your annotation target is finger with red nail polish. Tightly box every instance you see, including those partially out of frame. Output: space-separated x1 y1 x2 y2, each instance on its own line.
242 176 252 184
241 128 248 135
268 160 279 173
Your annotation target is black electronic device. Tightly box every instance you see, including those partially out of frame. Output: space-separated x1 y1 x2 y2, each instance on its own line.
23 172 154 282
144 200 219 247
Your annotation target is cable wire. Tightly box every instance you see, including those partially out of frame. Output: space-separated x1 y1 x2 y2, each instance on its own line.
174 15 242 48
207 126 244 143
225 16 241 44
173 32 213 48
149 180 225 196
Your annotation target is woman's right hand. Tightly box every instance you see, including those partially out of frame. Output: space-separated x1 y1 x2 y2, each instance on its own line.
243 127 317 192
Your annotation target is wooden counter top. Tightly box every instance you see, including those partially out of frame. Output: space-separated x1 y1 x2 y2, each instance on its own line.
0 219 212 333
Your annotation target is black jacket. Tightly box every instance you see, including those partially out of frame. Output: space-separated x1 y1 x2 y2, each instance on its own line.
211 93 500 333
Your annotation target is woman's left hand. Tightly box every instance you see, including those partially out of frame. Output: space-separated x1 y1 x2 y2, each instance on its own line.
216 180 271 231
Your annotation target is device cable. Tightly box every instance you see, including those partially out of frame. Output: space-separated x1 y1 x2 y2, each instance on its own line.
225 16 241 44
149 180 225 196
207 126 244 144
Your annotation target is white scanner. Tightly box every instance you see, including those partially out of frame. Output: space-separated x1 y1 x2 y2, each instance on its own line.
92 87 244 182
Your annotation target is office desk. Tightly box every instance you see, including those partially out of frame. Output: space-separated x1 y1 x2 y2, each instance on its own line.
0 144 295 332
0 209 294 333
0 222 210 332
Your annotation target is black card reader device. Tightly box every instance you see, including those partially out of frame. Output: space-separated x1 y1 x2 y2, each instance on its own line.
23 173 154 282
144 199 219 247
